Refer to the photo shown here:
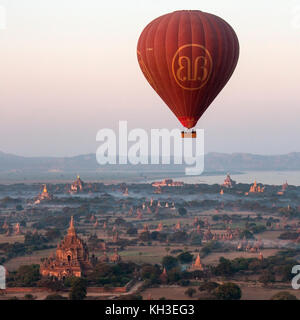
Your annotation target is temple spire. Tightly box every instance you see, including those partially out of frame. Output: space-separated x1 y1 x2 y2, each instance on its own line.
68 216 76 236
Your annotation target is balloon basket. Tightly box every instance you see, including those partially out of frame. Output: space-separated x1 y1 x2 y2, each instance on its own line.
181 131 197 138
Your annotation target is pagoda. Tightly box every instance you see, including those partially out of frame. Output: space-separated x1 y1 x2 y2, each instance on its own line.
278 181 289 195
69 175 85 193
150 198 153 207
35 185 53 203
14 223 21 235
190 253 204 271
136 209 143 219
282 181 289 192
2 219 8 230
93 219 99 228
40 216 92 279
113 231 119 243
156 223 163 232
222 173 236 188
175 221 181 231
160 267 168 283
154 186 162 194
110 249 121 264
142 224 149 233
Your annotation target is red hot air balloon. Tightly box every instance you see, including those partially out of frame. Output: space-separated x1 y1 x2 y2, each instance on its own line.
137 10 239 137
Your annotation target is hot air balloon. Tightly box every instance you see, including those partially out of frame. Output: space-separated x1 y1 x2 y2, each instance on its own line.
137 10 239 138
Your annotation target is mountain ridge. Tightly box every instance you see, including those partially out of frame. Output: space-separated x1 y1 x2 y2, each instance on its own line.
0 150 300 173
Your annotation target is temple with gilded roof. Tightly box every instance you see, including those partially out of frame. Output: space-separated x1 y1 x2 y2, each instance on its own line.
40 216 92 279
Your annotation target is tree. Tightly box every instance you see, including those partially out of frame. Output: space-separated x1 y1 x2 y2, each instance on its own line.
259 270 275 286
213 257 235 277
178 207 187 216
38 278 64 292
126 227 138 235
168 231 188 243
177 252 193 264
45 229 61 241
213 283 241 300
185 288 196 298
69 278 87 300
162 256 178 271
140 265 160 283
139 231 151 242
45 294 67 300
239 229 254 240
271 291 298 300
198 282 219 293
12 264 41 287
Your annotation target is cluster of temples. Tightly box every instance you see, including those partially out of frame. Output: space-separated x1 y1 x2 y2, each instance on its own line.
236 237 264 253
248 181 265 194
1 220 22 236
152 179 184 187
160 253 204 283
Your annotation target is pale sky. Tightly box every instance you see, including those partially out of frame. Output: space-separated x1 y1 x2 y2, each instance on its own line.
0 0 299 157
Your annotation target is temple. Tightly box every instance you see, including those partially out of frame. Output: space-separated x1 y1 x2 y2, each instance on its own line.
156 223 163 232
14 223 21 235
154 186 162 194
222 173 236 188
190 253 204 271
69 175 85 193
110 248 121 263
152 179 184 187
248 181 265 193
35 185 53 204
160 267 168 283
175 221 181 231
123 188 129 196
40 216 92 279
278 181 289 195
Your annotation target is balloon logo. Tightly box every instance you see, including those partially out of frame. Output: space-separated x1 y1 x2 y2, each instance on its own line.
137 10 239 131
172 44 213 91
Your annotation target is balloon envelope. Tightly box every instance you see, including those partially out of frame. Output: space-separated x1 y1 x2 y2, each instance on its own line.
137 10 239 129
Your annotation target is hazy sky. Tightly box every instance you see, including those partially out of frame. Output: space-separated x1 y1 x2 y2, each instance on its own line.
0 0 299 157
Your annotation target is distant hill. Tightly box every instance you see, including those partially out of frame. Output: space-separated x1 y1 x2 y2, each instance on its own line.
1 151 300 174
204 152 300 171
